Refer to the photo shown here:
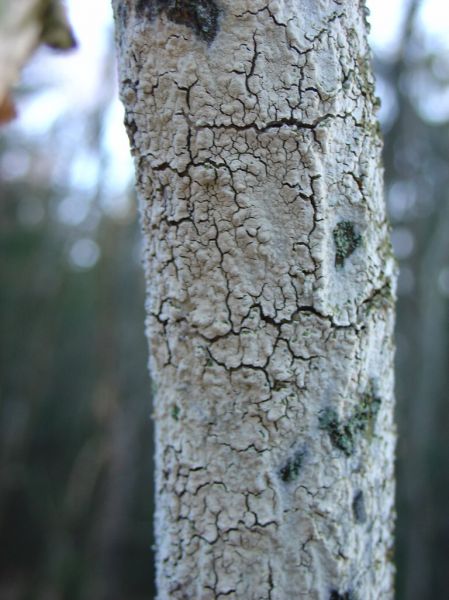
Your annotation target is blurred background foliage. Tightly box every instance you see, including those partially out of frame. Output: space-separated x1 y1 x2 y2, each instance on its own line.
0 0 448 598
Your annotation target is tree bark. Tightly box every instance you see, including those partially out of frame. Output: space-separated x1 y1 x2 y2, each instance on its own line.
112 1 397 598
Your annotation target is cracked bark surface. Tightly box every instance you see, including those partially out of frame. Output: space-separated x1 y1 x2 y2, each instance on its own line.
112 1 397 598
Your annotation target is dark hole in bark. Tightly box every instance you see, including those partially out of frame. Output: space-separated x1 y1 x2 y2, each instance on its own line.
330 591 356 600
136 0 221 43
352 490 367 524
279 448 305 483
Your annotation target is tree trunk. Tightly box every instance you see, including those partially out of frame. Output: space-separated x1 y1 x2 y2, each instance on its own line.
112 1 396 598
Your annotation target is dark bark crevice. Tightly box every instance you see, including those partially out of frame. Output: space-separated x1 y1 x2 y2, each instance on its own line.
136 0 221 43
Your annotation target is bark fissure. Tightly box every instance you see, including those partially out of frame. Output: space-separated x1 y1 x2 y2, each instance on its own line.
113 0 396 597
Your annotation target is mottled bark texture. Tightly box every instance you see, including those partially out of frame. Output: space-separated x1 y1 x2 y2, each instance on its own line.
112 1 396 598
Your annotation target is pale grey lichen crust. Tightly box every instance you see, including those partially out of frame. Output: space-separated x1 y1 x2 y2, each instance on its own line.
112 1 396 598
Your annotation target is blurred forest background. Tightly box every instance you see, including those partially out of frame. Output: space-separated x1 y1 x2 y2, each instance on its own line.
0 0 448 599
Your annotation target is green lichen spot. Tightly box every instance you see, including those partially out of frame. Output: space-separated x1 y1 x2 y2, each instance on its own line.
333 221 361 268
279 449 304 483
354 385 381 436
319 383 381 456
171 404 180 420
364 280 395 315
319 408 355 456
